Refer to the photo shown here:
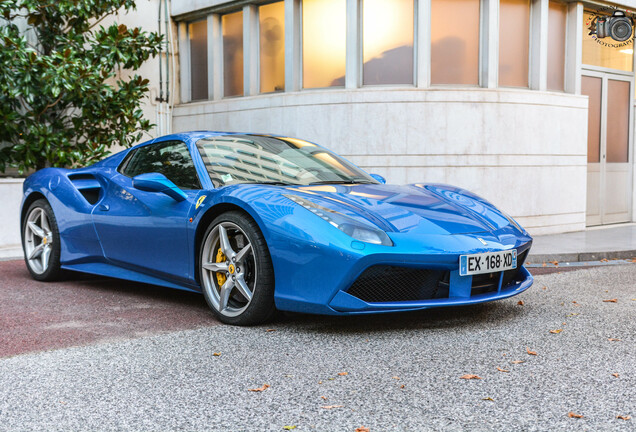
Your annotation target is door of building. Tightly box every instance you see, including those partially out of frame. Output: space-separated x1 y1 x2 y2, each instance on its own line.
582 71 633 226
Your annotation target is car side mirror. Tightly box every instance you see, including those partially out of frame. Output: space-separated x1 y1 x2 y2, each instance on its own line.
370 173 386 184
132 172 187 202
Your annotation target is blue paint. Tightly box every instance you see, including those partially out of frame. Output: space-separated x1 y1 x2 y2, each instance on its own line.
20 131 534 316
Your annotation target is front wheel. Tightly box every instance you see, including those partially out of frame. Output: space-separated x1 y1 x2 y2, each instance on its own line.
199 211 275 325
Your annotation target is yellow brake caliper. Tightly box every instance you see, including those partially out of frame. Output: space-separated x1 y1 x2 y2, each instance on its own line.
215 248 227 286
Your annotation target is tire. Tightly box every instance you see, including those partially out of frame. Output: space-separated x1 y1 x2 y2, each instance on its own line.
22 198 63 281
199 211 276 325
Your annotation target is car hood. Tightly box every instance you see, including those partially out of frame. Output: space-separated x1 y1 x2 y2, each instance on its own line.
282 183 513 235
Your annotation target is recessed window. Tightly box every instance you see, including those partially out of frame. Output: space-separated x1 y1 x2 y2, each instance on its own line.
189 20 208 101
499 0 530 88
223 11 244 97
547 1 567 91
260 2 285 93
302 0 346 88
431 0 480 85
362 0 414 85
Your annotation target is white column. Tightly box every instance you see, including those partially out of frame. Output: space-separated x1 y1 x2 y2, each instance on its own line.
209 14 223 100
530 0 549 91
285 0 301 92
481 0 499 88
244 5 259 96
565 2 583 94
416 0 431 88
178 22 191 103
345 0 360 89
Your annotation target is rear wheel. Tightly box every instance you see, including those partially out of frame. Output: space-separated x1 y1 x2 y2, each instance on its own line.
199 211 275 325
22 199 62 281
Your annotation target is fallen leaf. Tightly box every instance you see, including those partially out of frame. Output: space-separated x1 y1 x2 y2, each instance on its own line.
549 329 563 334
550 261 559 266
631 298 636 301
392 376 400 380
400 384 405 389
542 262 547 267
608 338 622 342
617 415 631 421
600 258 609 262
338 372 348 376
511 360 525 364
321 396 327 400
322 405 344 409
542 286 547 290
283 426 297 430
482 397 495 401
318 381 323 384
460 374 482 380
517 300 524 306
284 374 294 378
496 367 509 373
526 347 537 356
266 329 276 332
566 313 580 317
248 384 270 392
568 412 583 419
603 299 618 303
355 427 370 432
612 373 619 378
328 378 335 381
213 352 221 357
572 300 578 304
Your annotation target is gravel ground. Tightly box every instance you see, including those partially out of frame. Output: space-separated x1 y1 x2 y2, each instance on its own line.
0 264 634 431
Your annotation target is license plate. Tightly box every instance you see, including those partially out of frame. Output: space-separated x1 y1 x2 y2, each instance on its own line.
459 250 517 276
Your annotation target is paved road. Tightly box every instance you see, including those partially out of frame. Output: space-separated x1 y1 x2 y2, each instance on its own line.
0 262 634 431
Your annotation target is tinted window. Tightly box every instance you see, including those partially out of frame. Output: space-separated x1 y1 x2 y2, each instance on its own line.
120 141 201 190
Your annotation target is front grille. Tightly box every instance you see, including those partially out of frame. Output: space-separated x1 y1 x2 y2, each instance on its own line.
347 266 448 303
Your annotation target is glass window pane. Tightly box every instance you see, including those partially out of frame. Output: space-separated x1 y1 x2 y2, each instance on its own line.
582 10 633 72
499 0 530 87
362 0 414 85
223 11 244 97
581 76 601 163
302 0 346 88
606 79 630 163
547 1 566 91
189 20 208 101
260 2 285 93
431 0 479 85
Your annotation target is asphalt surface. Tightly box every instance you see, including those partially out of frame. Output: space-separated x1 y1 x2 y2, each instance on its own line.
0 262 634 431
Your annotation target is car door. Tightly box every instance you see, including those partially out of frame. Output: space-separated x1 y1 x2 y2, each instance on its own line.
92 140 202 285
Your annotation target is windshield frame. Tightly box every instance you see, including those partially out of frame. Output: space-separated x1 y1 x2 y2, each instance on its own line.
195 134 379 188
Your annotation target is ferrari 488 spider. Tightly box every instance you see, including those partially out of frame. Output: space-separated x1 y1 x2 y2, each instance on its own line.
21 132 533 325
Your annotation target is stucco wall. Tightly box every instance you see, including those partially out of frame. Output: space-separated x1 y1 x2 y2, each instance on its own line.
173 88 589 235
0 179 24 258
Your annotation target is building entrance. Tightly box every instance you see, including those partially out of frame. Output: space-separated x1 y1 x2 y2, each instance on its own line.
582 71 633 225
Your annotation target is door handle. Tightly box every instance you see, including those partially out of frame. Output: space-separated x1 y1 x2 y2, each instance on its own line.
98 204 110 211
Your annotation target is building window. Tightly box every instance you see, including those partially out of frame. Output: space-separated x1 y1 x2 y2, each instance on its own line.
302 0 346 88
547 1 566 91
362 0 414 85
189 20 208 101
223 11 244 97
582 10 633 72
431 0 479 85
260 2 285 93
499 0 530 87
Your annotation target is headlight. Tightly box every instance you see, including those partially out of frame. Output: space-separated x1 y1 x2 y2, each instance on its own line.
284 194 393 246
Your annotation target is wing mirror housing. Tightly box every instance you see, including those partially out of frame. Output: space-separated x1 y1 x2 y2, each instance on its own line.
370 173 386 184
132 172 187 202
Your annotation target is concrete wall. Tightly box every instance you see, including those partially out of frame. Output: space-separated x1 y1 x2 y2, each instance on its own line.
173 88 589 235
0 179 24 259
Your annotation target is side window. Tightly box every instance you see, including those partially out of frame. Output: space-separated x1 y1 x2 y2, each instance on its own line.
119 141 202 190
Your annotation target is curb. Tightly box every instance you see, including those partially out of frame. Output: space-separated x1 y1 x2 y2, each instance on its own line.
527 250 636 264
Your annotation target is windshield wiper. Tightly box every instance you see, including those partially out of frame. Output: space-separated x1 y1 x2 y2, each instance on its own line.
308 179 376 185
238 181 299 186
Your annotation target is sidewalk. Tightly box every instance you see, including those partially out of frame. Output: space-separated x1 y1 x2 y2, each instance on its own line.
527 223 636 263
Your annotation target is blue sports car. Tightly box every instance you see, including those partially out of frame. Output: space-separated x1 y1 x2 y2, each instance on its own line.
21 132 533 325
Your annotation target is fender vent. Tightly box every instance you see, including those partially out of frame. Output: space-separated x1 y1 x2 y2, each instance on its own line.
68 174 102 205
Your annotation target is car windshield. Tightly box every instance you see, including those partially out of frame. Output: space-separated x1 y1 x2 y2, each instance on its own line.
196 135 378 187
